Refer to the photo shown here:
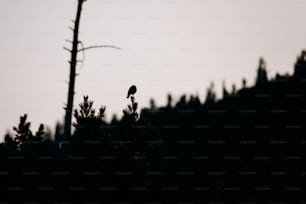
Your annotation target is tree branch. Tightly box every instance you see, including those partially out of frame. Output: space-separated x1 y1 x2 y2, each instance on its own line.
77 45 121 52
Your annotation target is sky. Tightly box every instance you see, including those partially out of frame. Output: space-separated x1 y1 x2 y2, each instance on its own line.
0 0 305 140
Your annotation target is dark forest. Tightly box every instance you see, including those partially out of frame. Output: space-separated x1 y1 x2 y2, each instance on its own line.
1 50 306 203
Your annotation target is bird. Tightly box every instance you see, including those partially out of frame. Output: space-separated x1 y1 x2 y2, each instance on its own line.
127 85 137 98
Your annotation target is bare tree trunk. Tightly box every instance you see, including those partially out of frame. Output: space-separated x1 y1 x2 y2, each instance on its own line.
64 0 85 140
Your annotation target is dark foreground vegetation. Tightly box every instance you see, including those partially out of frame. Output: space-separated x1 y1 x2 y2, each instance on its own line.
1 51 306 203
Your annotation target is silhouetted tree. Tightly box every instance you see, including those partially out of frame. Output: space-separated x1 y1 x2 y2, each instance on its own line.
122 96 139 124
242 78 247 88
149 98 157 110
64 0 87 140
13 114 44 150
176 95 187 109
222 81 229 98
255 57 268 85
4 133 14 144
55 121 64 142
205 82 216 104
231 83 237 95
167 93 173 108
73 95 106 139
3 133 17 153
294 50 306 79
111 114 119 125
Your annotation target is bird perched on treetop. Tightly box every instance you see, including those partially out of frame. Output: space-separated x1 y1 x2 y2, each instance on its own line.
127 85 137 98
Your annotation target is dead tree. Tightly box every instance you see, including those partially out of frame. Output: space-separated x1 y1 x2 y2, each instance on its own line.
63 0 119 140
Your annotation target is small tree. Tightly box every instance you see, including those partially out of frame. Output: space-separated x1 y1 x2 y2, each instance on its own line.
122 96 139 124
73 96 106 139
255 57 268 86
13 114 44 150
205 82 216 105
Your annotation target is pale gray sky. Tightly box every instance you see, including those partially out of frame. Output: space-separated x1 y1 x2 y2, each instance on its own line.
0 0 305 140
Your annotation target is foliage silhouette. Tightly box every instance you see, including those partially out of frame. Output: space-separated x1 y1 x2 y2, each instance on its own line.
255 57 268 85
73 95 106 139
13 114 44 150
1 50 306 202
122 96 139 124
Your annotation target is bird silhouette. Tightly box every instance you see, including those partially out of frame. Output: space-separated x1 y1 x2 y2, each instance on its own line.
127 85 137 98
